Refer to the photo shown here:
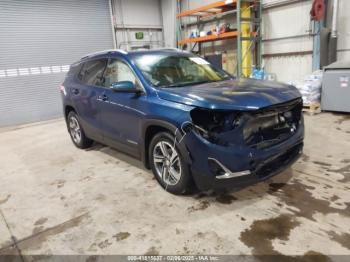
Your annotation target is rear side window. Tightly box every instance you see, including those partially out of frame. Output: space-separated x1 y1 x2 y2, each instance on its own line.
79 59 107 86
67 63 82 77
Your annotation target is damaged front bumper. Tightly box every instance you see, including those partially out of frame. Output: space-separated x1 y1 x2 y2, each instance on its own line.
184 129 303 191
181 100 304 191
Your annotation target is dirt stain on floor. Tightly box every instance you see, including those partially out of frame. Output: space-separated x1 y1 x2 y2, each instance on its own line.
240 214 299 255
301 154 310 162
268 183 286 194
34 217 48 226
144 246 159 255
50 179 66 189
335 115 350 125
240 214 332 261
0 244 19 256
242 179 350 259
329 231 350 250
329 195 340 202
312 161 332 167
215 194 237 204
268 180 349 221
94 194 106 202
17 212 89 250
113 232 130 241
326 164 350 183
187 200 210 212
97 239 112 249
32 225 44 235
0 194 11 205
302 251 332 262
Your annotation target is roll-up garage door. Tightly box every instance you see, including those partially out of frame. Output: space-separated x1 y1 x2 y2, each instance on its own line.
0 0 114 127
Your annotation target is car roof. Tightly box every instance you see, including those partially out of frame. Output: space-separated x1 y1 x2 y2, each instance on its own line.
79 48 190 62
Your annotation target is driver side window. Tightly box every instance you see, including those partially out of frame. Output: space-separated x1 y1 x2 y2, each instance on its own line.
103 59 136 88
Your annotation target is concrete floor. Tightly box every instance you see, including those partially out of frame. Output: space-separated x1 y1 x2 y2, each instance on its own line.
0 113 349 260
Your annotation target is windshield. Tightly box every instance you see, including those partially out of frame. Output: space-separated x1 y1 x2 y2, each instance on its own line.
131 53 232 88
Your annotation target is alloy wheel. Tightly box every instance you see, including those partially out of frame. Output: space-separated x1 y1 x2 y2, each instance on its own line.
153 141 182 186
69 116 82 144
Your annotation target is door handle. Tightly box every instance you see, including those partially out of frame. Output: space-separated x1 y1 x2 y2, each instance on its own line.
102 94 108 101
72 88 79 95
98 94 108 102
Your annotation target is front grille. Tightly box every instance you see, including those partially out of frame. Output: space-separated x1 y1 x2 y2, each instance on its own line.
243 98 303 149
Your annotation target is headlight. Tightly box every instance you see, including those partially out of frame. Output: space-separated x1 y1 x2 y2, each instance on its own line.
190 108 241 145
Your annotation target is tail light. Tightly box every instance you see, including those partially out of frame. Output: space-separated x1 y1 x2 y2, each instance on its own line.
60 85 67 96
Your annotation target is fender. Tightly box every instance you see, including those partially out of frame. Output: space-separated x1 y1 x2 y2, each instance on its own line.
140 119 192 169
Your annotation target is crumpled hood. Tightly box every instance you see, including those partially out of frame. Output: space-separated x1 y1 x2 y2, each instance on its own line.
156 78 301 110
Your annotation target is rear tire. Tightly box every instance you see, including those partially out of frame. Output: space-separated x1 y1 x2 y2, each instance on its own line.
67 111 93 149
149 132 193 195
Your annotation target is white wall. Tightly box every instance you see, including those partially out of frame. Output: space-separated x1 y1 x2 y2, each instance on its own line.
337 0 350 61
161 0 177 48
113 0 162 27
112 0 164 50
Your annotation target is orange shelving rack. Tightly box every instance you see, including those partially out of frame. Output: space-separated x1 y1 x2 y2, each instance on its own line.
176 0 262 77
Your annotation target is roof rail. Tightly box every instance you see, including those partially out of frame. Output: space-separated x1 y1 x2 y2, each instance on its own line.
158 47 184 52
81 49 128 60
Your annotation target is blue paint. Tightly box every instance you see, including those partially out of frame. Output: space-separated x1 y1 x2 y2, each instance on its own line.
61 49 304 191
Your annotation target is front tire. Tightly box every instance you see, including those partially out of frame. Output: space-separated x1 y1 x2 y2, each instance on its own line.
149 132 193 195
67 111 93 149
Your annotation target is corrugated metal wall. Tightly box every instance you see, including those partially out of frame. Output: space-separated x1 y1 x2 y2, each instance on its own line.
263 0 314 82
337 0 350 61
0 0 114 127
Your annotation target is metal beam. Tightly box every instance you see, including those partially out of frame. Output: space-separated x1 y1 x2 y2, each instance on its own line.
263 34 313 42
263 0 311 10
263 50 313 58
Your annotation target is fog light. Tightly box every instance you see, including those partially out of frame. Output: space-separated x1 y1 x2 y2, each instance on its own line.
208 158 225 176
208 158 251 179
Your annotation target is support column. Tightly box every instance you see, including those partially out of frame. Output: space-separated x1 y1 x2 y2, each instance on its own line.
241 1 252 77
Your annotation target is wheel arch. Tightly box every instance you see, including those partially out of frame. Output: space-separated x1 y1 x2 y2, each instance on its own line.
141 119 182 169
64 105 76 120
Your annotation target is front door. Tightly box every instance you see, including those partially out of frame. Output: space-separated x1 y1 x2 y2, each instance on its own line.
98 58 146 157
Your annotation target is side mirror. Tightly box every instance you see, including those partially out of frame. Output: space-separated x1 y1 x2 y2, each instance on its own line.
110 81 137 93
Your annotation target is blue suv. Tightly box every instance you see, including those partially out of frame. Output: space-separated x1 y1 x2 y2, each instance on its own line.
61 49 304 194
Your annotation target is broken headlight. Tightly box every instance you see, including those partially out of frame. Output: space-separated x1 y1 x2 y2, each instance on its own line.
190 108 242 145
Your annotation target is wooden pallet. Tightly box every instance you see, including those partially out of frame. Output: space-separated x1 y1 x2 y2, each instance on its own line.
303 102 321 115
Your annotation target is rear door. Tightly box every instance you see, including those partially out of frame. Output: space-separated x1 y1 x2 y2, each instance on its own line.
70 58 107 141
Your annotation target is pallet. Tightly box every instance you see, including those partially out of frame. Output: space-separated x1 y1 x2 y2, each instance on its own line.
303 102 321 115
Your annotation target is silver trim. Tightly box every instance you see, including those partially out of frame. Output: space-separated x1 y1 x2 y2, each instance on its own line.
82 49 127 59
208 157 251 179
126 139 138 145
